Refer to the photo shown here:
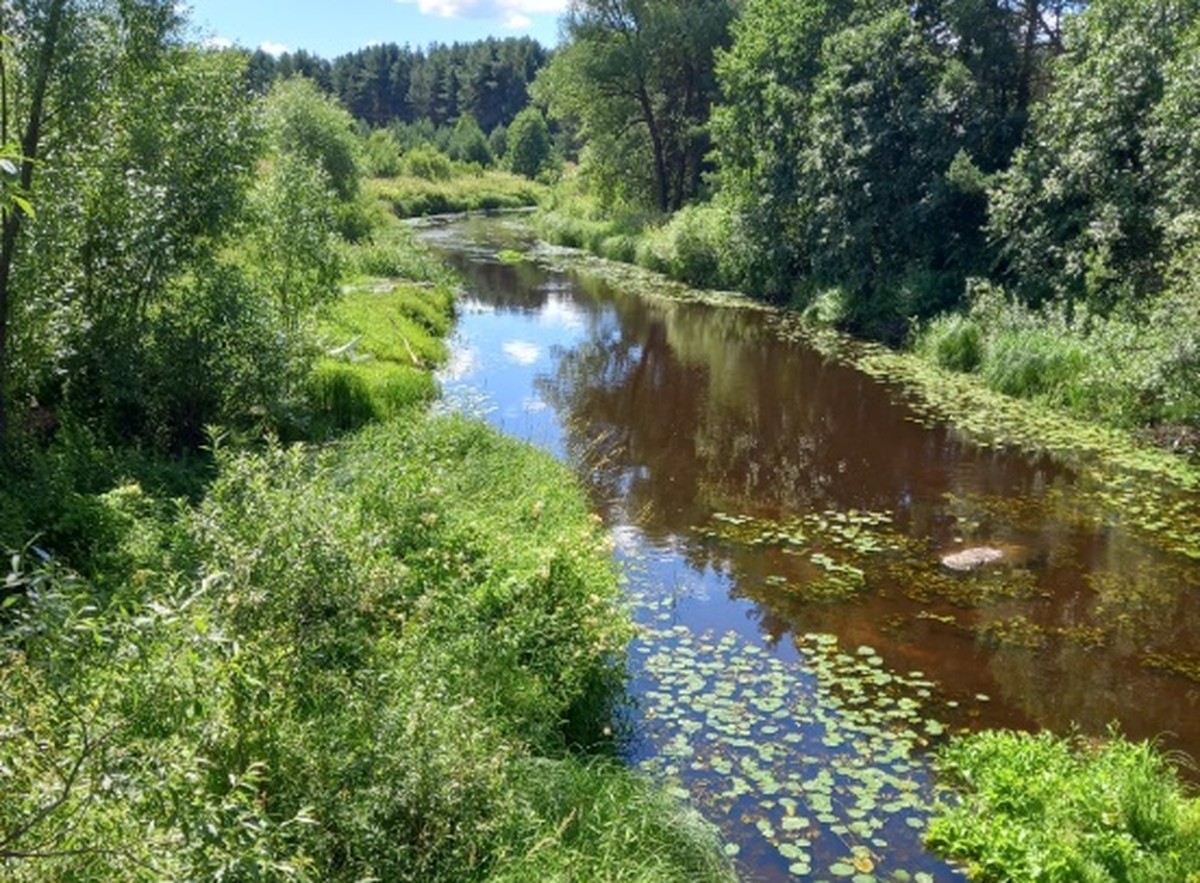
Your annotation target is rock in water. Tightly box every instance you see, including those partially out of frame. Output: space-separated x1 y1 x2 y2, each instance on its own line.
940 546 1005 572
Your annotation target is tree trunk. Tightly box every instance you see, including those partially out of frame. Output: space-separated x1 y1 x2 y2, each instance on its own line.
0 0 66 447
637 87 669 213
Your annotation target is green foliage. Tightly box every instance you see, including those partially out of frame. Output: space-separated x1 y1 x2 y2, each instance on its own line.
506 107 553 180
245 150 343 325
914 281 1200 430
262 77 362 201
929 728 1200 882
363 128 405 177
402 144 455 181
369 169 543 218
1 409 732 881
488 123 508 163
535 0 735 212
916 314 985 373
446 113 492 166
639 203 740 290
989 0 1200 311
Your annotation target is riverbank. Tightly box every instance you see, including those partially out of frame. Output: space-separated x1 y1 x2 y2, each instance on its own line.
532 187 1200 462
473 209 1200 880
0 209 733 880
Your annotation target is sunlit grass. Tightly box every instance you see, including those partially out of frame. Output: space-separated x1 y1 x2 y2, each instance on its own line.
367 170 545 218
928 728 1200 882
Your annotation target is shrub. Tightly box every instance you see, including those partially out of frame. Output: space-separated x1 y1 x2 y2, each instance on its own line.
403 145 454 182
929 728 1200 882
364 128 405 178
917 313 985 373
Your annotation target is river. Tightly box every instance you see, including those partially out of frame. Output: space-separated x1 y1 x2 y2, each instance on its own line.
418 215 1200 881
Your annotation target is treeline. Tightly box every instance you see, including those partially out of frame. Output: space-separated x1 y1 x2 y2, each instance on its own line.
539 0 1200 433
246 37 549 134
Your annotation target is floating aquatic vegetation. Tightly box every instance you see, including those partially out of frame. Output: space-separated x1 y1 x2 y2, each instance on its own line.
628 587 967 879
975 615 1048 651
1141 652 1200 684
696 509 906 602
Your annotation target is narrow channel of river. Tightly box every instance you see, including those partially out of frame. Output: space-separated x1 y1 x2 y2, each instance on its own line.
419 216 1200 882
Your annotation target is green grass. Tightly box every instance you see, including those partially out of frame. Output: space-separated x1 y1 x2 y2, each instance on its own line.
307 217 456 434
928 729 1200 882
1 184 733 882
368 170 545 219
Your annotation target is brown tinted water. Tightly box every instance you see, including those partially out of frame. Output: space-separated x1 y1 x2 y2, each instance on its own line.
421 216 1200 881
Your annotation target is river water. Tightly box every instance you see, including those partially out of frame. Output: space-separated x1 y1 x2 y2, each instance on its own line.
419 216 1200 881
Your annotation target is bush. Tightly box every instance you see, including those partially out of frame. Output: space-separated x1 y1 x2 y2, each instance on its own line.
403 145 454 182
918 313 985 373
929 728 1200 882
363 128 405 177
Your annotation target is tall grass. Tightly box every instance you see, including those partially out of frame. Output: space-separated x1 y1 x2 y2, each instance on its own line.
915 281 1200 436
308 217 456 434
368 169 544 219
928 728 1200 882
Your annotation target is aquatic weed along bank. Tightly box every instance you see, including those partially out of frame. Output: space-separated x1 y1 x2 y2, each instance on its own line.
424 214 1200 880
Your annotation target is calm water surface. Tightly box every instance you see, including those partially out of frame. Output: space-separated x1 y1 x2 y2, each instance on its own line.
420 216 1200 882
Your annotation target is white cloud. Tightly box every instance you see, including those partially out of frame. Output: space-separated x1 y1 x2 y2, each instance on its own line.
394 0 567 27
259 41 290 58
502 340 540 365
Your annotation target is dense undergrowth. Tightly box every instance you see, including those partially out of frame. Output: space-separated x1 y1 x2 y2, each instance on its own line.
2 168 730 883
929 729 1200 882
0 415 729 880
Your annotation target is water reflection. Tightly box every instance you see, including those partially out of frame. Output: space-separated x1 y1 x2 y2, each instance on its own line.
425 217 1200 877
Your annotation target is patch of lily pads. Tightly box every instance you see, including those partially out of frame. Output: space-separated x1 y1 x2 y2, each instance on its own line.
696 509 908 602
627 588 966 880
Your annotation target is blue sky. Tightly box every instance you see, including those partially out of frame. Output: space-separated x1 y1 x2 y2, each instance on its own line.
183 0 565 59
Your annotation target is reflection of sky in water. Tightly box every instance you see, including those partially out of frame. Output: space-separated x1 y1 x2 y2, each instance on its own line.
435 269 958 880
438 297 583 458
502 340 541 365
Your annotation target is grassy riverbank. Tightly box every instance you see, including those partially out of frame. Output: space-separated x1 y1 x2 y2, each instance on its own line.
0 207 732 880
533 184 1199 457
368 168 545 219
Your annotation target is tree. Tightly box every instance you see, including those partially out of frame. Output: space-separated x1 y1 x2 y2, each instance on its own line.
711 0 861 297
0 0 69 446
535 0 735 213
505 107 552 179
261 77 361 202
446 113 492 166
989 0 1200 311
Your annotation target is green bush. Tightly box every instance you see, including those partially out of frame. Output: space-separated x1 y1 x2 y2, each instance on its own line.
918 313 985 373
403 145 454 182
1 415 732 881
364 128 405 177
929 728 1200 882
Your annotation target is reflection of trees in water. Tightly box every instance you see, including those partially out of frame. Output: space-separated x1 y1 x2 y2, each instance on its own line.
536 294 847 549
437 233 1200 763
